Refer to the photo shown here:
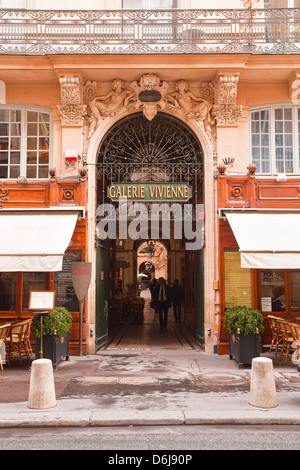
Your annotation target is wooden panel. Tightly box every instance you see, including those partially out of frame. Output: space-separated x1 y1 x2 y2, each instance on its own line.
223 179 251 208
0 183 49 208
218 168 300 210
257 183 300 207
0 168 87 210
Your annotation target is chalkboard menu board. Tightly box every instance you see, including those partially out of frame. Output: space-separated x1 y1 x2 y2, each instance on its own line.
54 250 81 311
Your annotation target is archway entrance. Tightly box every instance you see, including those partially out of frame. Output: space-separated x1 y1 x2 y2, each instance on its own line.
137 240 168 286
95 111 204 350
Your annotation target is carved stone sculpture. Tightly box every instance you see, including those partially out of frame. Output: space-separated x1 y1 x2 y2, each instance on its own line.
289 72 300 105
166 79 213 134
87 74 215 139
57 74 87 126
129 73 169 121
211 73 243 127
88 79 135 137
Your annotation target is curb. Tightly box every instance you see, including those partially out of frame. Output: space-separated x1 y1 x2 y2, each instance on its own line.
1 409 300 428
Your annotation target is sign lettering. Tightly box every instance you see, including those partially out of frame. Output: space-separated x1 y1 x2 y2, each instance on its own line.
107 183 192 201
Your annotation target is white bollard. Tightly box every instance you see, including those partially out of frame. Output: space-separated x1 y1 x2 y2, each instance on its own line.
249 357 278 408
28 359 56 410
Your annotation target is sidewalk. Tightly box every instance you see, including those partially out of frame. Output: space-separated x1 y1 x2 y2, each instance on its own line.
1 347 300 427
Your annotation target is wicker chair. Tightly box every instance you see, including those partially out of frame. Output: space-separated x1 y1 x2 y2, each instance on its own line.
288 322 300 367
277 320 294 364
0 324 11 370
7 319 33 364
267 315 284 357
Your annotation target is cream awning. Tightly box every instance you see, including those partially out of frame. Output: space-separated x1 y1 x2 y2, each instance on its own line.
0 211 79 271
226 212 300 269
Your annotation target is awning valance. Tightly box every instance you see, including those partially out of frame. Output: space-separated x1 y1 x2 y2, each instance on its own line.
0 212 78 272
226 212 300 269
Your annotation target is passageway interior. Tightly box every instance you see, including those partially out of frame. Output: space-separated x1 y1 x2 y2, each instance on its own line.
103 289 200 350
95 112 205 350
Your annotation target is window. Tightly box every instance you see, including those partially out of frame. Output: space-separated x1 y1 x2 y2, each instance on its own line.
22 272 47 311
291 271 300 311
122 0 175 8
250 105 300 174
0 105 51 180
260 270 285 312
0 273 17 311
259 269 300 315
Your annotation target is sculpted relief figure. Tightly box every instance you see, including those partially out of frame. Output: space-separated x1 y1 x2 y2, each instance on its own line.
166 80 213 134
130 73 169 121
88 79 135 137
87 76 214 139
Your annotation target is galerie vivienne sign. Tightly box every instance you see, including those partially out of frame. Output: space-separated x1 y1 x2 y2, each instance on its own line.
107 183 192 201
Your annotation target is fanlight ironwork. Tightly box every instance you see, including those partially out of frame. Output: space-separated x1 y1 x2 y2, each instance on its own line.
97 112 203 187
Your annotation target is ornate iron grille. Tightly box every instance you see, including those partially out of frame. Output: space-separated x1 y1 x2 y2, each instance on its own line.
97 112 203 182
96 112 203 215
0 8 299 55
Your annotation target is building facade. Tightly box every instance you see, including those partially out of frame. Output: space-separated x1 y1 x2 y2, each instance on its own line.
0 0 300 355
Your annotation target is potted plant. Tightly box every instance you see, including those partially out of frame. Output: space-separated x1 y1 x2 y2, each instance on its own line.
31 307 72 370
223 305 265 369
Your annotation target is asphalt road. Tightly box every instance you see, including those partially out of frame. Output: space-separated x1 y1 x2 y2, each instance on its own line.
1 425 300 451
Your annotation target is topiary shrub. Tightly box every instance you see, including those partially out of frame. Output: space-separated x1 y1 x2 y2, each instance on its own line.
31 307 72 339
223 305 265 336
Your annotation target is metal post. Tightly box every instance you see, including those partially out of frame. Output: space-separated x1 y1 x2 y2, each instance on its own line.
40 314 43 359
79 302 83 356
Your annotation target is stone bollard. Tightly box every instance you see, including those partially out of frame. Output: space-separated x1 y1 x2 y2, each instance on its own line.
249 357 278 408
28 359 56 410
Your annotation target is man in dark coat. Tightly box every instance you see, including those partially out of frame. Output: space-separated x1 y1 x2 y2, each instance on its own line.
153 277 171 330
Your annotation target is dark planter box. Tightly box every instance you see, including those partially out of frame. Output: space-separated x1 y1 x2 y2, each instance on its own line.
229 333 260 369
35 331 70 370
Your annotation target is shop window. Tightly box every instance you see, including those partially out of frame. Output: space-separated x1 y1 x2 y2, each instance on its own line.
260 270 285 312
0 105 51 180
224 249 252 308
250 105 300 174
22 272 47 311
0 273 17 311
291 270 300 311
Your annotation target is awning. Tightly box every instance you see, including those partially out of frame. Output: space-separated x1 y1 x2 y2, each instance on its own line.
226 212 300 269
0 211 78 272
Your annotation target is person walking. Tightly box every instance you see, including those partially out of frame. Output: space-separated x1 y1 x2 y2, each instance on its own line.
154 277 171 330
171 279 184 322
149 277 158 312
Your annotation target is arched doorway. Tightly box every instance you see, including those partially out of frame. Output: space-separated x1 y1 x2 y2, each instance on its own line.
94 111 205 349
137 241 168 283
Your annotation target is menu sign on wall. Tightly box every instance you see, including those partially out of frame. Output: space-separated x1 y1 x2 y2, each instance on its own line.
224 250 252 309
54 250 82 311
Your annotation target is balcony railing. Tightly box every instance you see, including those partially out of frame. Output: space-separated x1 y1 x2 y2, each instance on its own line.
0 8 299 55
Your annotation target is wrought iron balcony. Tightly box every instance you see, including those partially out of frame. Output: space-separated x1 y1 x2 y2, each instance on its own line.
0 8 299 55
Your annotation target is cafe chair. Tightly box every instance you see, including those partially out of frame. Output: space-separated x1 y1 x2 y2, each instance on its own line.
7 319 33 364
267 315 284 357
288 323 300 367
277 320 294 364
0 324 11 370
